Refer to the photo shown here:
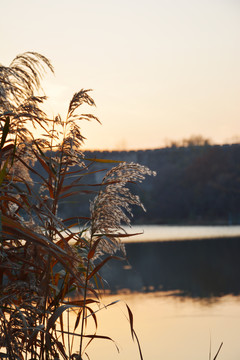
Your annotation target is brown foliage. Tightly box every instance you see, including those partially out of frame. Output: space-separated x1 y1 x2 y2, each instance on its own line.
0 52 153 359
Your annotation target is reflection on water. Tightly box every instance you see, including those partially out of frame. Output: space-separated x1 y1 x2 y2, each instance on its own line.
100 237 240 298
72 227 240 359
71 292 240 360
86 233 240 358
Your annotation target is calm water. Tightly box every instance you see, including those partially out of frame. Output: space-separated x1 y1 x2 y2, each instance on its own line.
123 224 240 242
75 292 240 360
71 225 240 359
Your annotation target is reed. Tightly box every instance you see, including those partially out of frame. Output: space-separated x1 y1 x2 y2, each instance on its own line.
0 52 155 359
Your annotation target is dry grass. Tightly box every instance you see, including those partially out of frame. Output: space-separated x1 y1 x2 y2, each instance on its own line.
0 52 154 359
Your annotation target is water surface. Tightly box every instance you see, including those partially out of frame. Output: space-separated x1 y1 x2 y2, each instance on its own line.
123 224 240 242
71 292 240 360
72 225 240 359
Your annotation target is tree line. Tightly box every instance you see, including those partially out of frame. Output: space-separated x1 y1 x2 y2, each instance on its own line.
53 143 240 225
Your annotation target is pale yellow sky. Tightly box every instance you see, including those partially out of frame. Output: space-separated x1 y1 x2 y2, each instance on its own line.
1 0 240 150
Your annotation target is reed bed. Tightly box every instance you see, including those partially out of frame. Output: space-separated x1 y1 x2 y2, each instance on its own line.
0 52 224 360
0 52 156 359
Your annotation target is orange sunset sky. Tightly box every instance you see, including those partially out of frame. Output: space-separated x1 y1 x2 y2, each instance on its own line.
1 0 240 150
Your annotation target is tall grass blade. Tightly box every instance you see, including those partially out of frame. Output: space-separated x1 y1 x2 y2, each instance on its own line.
213 342 223 360
0 116 10 149
0 51 155 360
87 255 125 280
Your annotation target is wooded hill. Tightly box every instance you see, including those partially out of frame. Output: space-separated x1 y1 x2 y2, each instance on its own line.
38 143 240 225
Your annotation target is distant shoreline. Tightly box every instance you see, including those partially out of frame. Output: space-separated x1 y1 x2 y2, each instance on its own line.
121 224 240 243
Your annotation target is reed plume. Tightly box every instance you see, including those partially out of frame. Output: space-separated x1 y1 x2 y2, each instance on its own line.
90 162 156 255
0 52 152 359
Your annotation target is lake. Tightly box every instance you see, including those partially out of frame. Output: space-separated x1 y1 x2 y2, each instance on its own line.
72 225 240 359
78 292 240 360
122 224 240 242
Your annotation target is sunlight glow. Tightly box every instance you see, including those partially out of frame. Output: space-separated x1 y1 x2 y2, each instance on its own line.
1 0 240 150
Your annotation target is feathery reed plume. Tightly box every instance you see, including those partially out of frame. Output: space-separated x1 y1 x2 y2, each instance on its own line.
90 162 156 255
0 52 154 359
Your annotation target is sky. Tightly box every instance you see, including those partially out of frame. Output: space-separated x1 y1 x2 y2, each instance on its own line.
1 0 240 150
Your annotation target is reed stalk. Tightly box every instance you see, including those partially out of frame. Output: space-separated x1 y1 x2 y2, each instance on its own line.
0 52 155 359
